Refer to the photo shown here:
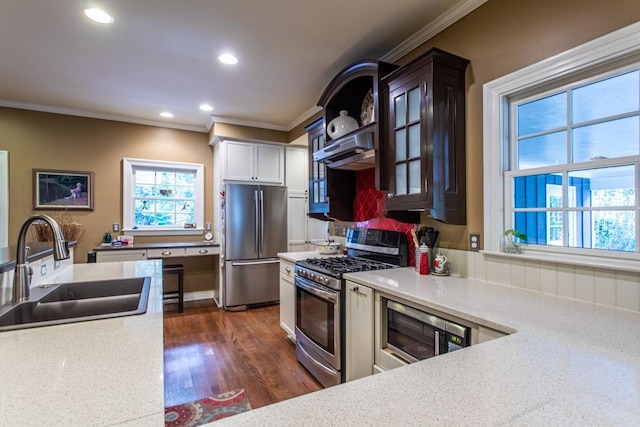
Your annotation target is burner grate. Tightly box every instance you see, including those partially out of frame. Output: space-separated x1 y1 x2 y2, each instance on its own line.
302 256 397 274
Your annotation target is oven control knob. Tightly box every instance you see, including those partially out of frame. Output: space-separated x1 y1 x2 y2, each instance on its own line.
309 273 316 280
324 278 330 285
298 269 305 277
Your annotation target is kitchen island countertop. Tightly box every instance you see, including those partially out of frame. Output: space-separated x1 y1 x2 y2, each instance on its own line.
215 258 640 426
0 260 165 426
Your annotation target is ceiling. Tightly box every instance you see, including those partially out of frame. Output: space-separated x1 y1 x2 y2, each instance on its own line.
0 0 485 133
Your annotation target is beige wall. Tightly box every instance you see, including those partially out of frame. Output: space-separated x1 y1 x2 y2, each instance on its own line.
0 107 217 292
406 0 640 249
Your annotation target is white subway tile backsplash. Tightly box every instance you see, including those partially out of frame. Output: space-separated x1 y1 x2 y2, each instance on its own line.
450 249 640 313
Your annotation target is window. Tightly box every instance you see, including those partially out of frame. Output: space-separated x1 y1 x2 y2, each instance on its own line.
0 151 8 247
122 158 204 235
484 22 640 266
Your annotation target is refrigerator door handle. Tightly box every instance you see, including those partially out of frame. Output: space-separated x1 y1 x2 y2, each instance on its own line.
254 190 259 253
231 259 280 266
260 190 265 253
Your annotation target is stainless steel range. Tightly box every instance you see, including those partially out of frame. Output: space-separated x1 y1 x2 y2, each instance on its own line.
294 227 408 387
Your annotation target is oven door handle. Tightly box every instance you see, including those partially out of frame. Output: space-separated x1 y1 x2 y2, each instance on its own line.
296 277 337 303
297 340 338 377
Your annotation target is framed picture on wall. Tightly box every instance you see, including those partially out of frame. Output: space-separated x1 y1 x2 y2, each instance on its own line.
33 169 94 211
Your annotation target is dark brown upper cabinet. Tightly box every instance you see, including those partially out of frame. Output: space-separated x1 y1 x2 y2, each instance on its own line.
306 118 355 221
316 60 398 189
307 60 397 221
381 48 469 225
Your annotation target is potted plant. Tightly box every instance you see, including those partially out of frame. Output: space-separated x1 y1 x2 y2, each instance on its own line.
503 229 527 254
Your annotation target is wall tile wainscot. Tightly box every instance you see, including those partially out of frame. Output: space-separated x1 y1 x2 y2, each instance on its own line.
437 250 639 313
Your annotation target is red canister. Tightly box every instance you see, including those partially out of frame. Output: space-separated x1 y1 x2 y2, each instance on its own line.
419 245 429 275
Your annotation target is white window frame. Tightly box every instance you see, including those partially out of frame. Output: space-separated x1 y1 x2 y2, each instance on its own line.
0 151 8 247
483 21 640 270
122 158 204 236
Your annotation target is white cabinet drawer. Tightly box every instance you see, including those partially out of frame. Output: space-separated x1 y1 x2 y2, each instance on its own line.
279 259 295 278
147 248 186 258
185 246 220 256
96 250 147 263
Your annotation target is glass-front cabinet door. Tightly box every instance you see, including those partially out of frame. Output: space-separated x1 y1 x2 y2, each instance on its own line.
382 48 468 224
307 119 328 215
385 71 430 211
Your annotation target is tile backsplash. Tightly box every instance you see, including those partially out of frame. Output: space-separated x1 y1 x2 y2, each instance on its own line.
353 168 417 265
442 249 640 313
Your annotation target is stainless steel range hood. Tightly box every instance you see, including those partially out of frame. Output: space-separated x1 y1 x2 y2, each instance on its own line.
312 125 375 171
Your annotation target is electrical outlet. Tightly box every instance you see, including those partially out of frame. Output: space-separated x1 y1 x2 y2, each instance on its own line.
470 233 480 252
112 223 120 232
40 263 47 277
205 223 212 231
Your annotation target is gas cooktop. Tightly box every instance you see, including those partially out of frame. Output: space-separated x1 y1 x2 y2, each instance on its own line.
297 256 398 277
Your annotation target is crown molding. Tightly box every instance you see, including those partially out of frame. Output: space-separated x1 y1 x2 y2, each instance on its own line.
211 115 289 132
380 0 488 63
285 105 323 131
0 99 210 133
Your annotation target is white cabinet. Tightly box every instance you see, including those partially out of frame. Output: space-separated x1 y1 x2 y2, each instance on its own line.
223 140 284 184
285 145 327 252
279 258 296 341
345 280 374 381
285 146 308 194
96 250 147 263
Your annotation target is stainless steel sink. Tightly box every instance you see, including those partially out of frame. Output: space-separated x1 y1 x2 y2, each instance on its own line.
0 277 151 332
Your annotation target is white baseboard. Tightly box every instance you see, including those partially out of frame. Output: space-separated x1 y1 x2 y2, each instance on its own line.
184 290 215 302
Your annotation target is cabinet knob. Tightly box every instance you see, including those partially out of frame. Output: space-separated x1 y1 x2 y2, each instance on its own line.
285 266 291 273
161 251 172 256
199 249 208 254
387 193 393 199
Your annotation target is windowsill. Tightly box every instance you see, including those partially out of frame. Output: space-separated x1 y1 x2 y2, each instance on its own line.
481 250 640 274
122 228 204 237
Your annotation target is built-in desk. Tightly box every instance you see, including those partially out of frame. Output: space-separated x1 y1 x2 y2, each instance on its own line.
92 242 221 304
92 241 220 262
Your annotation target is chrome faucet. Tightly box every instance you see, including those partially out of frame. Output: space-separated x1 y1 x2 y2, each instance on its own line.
12 214 70 302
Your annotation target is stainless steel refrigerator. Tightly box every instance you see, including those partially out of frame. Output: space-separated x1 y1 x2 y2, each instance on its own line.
222 183 287 309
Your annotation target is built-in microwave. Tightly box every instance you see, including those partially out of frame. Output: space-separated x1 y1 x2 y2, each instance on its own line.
374 295 470 371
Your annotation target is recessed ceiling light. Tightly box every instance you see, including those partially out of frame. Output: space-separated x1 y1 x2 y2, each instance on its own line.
160 112 174 118
84 8 114 24
218 53 238 65
199 104 213 112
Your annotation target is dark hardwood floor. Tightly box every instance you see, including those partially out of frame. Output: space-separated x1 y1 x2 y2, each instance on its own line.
163 301 322 409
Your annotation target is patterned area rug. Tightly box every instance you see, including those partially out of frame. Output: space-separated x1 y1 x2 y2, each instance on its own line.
165 389 252 426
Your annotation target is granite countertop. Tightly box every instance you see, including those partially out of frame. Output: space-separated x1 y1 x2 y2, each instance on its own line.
0 241 78 274
92 241 220 251
0 260 165 426
277 251 343 262
217 260 640 426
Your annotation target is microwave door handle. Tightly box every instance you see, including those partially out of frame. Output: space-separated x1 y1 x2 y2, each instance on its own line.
434 330 440 356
